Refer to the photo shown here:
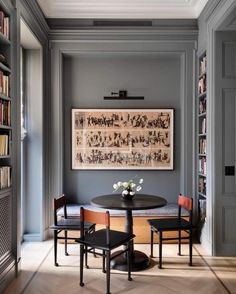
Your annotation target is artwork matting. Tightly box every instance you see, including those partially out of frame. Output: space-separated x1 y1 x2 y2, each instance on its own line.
71 108 174 170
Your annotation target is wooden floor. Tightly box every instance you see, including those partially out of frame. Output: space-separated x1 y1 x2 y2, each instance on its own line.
4 240 236 294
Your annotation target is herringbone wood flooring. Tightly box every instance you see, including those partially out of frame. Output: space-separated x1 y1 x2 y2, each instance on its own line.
4 241 236 294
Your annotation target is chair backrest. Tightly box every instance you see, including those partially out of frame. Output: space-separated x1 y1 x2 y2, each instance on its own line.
80 207 110 242
178 194 193 224
53 194 67 225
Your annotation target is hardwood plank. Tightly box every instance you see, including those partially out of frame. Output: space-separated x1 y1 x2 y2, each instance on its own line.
4 242 236 294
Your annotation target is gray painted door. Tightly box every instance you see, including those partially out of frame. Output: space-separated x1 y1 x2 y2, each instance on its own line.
215 31 236 255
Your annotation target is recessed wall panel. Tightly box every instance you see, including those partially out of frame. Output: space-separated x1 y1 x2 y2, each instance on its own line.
223 42 236 78
223 89 236 194
223 206 236 242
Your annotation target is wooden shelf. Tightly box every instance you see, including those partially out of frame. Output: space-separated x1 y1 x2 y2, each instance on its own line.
198 112 206 117
198 71 206 79
0 62 10 73
198 92 206 99
0 31 10 45
198 173 207 177
0 187 12 195
0 155 10 159
0 125 11 130
0 93 10 100
198 192 206 198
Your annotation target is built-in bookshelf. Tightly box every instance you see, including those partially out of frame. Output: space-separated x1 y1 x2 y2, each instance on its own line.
0 1 13 290
0 3 11 184
197 52 207 224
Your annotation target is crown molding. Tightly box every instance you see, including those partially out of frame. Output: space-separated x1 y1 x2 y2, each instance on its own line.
48 27 198 43
21 0 49 36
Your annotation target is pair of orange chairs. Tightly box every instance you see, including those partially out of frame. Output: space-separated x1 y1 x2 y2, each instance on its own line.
51 194 194 294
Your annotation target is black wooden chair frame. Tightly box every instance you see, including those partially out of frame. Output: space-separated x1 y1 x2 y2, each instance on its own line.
148 194 194 269
76 207 134 294
50 195 95 267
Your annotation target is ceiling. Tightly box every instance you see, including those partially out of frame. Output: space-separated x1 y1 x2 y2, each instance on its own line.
36 0 209 19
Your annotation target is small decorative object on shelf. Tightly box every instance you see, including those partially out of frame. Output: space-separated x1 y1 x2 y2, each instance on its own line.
113 176 143 200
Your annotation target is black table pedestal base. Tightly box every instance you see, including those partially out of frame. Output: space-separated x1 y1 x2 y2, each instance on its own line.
111 250 150 271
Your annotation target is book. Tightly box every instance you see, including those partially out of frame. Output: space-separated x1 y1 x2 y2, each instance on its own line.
0 11 4 34
0 70 3 93
0 134 9 156
0 166 11 189
3 16 9 39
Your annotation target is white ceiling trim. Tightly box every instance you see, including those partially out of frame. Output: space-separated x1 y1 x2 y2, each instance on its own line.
36 0 209 19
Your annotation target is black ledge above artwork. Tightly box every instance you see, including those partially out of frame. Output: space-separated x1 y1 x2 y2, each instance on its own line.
104 96 144 100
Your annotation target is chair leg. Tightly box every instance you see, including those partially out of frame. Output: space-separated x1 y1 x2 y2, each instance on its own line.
65 231 69 256
93 248 96 258
80 245 85 287
178 230 181 256
85 246 89 268
92 227 96 258
150 229 154 258
127 241 132 281
54 230 59 266
102 250 106 273
189 230 193 266
106 251 111 294
158 231 162 269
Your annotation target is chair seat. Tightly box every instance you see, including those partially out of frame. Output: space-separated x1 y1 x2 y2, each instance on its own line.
50 218 94 231
148 218 192 231
76 229 134 250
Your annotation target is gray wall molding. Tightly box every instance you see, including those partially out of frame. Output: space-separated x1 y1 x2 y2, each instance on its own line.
19 0 49 36
49 28 198 42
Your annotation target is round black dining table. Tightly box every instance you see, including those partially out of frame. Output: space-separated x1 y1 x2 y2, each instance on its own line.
91 193 167 271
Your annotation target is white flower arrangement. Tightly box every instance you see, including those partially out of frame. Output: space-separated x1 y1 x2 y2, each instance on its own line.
113 176 143 196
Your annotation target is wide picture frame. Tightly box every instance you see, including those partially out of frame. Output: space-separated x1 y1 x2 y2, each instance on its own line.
71 108 174 170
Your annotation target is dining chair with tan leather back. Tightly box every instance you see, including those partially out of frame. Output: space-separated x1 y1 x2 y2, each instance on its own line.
76 207 135 294
147 194 194 269
50 195 95 267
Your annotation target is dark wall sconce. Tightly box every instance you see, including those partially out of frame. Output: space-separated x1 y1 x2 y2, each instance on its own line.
104 90 144 100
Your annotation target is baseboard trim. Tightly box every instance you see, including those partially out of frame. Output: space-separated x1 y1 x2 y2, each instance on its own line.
23 234 41 242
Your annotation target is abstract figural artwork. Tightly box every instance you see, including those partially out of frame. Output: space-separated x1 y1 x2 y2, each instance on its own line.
71 109 174 170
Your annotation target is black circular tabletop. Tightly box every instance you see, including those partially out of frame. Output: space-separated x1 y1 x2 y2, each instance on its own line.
91 194 167 211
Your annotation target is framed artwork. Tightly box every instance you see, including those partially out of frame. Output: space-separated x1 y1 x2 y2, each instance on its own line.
71 109 174 170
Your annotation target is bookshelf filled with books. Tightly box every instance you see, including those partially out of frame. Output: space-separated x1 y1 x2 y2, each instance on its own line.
0 1 13 288
197 51 207 224
0 2 11 189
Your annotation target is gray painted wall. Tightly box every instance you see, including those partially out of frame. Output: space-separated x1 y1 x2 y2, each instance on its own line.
23 49 43 236
63 54 181 204
50 37 196 223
